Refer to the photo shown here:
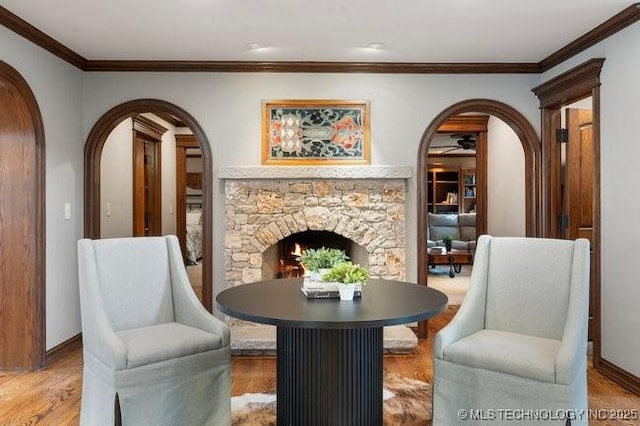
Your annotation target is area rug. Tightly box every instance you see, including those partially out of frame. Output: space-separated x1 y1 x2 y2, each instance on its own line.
231 372 432 425
427 264 471 305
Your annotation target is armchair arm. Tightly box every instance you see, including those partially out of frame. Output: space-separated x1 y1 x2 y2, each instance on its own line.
166 236 230 346
77 240 127 370
555 238 590 384
434 235 491 358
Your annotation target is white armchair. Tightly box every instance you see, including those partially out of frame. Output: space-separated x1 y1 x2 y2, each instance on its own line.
77 235 230 426
433 235 590 425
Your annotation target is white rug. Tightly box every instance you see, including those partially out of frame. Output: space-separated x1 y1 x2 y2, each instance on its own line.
231 372 431 425
427 264 471 305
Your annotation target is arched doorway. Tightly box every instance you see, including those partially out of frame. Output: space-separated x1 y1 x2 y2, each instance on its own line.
84 99 215 311
0 61 46 370
416 99 541 336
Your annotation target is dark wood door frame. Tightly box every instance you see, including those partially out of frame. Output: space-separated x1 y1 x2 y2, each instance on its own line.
532 59 610 376
132 115 167 236
0 61 46 370
84 99 214 312
416 98 541 337
175 134 200 261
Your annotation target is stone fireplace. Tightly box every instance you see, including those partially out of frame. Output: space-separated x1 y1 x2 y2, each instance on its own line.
221 166 413 288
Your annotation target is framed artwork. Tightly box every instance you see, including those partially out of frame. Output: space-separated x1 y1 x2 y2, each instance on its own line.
262 99 370 165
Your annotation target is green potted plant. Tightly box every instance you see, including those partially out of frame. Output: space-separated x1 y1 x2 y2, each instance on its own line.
322 261 369 300
442 235 453 252
297 247 349 281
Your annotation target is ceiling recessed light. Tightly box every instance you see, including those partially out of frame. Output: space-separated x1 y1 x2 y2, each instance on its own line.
246 42 262 50
365 41 385 50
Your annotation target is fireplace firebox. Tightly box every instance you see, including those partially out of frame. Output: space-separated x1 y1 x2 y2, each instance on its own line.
262 231 369 280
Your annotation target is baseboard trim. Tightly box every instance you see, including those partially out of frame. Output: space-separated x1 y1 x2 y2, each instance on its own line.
45 333 82 366
598 358 640 396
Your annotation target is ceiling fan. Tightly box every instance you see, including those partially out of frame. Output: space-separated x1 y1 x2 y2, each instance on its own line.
433 134 477 154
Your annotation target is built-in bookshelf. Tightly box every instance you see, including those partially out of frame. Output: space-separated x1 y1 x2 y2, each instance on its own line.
427 167 477 214
427 168 459 214
462 169 477 213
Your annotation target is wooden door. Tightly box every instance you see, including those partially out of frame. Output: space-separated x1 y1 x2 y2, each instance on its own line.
133 135 161 236
0 62 45 370
564 107 596 339
132 115 166 237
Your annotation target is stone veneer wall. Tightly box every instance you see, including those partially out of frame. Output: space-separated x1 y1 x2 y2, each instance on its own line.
224 179 407 287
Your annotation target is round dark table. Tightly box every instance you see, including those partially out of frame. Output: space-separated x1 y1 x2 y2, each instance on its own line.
217 278 448 426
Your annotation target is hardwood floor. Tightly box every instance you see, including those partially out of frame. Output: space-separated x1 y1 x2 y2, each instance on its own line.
0 308 637 425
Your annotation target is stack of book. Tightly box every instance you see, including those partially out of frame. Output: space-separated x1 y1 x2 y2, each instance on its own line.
300 278 362 299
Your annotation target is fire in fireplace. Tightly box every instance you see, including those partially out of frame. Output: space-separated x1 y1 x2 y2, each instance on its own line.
262 230 367 280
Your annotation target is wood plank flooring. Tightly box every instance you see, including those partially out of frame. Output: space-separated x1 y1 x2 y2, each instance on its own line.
1 308 638 425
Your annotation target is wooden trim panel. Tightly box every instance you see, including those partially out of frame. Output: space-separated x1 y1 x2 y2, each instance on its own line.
0 61 46 371
132 115 168 140
175 134 200 148
532 58 605 108
45 334 82 366
436 114 490 133
82 60 540 74
599 358 640 396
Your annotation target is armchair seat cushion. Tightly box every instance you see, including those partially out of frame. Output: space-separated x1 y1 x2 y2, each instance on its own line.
117 322 223 368
442 329 560 383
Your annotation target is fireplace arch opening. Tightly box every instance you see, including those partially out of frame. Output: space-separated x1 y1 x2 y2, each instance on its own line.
262 230 369 280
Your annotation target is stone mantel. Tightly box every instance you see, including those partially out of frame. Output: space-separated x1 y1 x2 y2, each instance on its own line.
218 165 413 180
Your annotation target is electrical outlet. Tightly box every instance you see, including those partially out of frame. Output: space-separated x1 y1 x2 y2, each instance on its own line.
106 202 112 217
64 202 71 220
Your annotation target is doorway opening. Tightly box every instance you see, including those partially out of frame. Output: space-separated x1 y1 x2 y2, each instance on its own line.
532 58 603 370
416 98 541 338
84 99 214 312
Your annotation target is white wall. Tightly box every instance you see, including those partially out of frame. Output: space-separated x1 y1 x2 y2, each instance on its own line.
540 23 640 376
81 72 541 300
101 118 133 237
1 26 85 350
487 117 526 237
100 114 177 238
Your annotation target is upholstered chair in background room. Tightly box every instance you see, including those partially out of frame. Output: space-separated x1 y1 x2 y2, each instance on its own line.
433 235 590 425
77 235 230 425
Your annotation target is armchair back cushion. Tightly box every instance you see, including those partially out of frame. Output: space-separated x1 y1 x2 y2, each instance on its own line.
91 237 175 331
485 237 574 340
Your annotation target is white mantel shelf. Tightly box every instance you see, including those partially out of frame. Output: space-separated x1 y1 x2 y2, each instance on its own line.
218 166 413 180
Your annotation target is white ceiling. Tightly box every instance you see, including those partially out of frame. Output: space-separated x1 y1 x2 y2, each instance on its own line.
0 0 634 62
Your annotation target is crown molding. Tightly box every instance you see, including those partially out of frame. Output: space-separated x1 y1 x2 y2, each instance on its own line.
83 60 539 74
538 3 640 72
1 4 639 74
132 114 168 139
532 58 605 107
0 6 86 69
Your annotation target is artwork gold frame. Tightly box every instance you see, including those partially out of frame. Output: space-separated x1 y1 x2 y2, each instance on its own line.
262 99 370 165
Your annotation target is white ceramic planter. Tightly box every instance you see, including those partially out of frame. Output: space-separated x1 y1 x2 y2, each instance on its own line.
338 283 356 301
309 268 332 282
